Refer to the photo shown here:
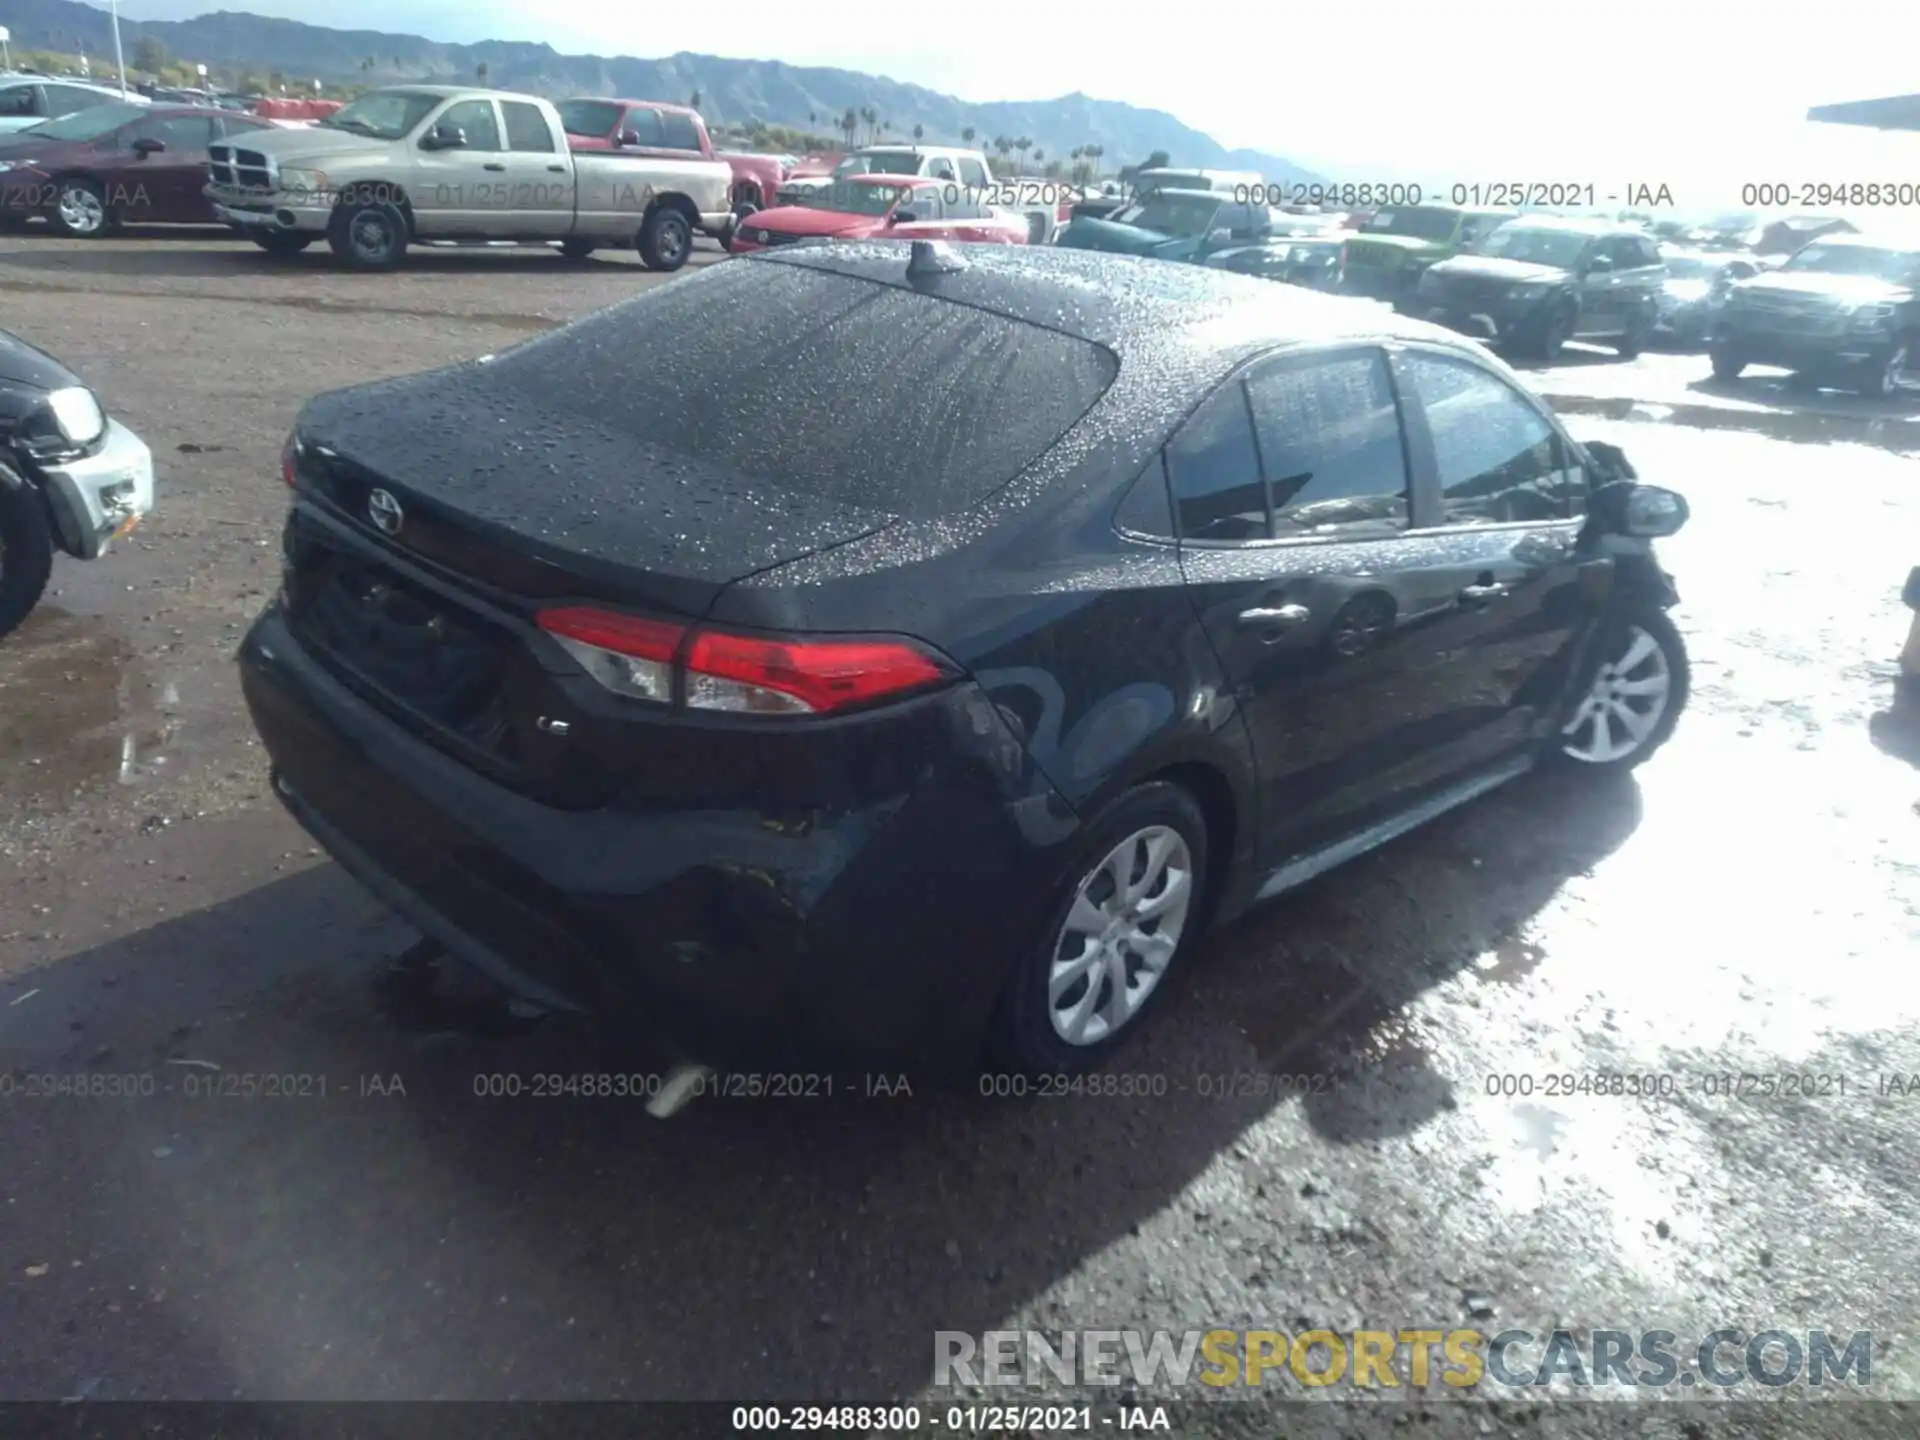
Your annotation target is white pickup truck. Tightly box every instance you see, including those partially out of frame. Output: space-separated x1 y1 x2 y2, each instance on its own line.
204 85 732 270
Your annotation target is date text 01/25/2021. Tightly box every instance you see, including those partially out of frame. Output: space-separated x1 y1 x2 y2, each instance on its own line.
729 1404 1172 1432
1483 1071 1920 1100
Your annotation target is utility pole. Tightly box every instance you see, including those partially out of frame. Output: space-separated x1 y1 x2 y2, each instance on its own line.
109 0 128 97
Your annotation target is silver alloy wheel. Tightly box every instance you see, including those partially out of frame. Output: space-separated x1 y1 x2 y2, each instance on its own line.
58 184 105 235
1048 824 1193 1046
1560 623 1673 764
659 218 689 264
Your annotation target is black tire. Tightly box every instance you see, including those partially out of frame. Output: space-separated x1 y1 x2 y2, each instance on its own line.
1710 347 1746 381
637 205 693 272
1614 309 1652 359
1534 304 1574 361
0 471 56 642
250 230 313 257
557 237 597 261
46 176 111 238
1551 607 1689 777
1860 336 1912 399
987 780 1210 1076
327 195 409 270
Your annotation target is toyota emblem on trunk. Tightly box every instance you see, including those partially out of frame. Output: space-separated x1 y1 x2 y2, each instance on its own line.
367 488 404 535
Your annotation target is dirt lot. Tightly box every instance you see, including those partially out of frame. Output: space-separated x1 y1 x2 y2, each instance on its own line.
2 231 1919 1432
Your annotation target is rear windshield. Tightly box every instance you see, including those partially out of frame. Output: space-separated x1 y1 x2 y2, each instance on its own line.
481 261 1118 518
835 151 923 176
1360 206 1460 241
556 99 624 137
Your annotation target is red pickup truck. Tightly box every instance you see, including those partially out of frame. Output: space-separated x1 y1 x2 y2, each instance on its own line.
556 99 788 230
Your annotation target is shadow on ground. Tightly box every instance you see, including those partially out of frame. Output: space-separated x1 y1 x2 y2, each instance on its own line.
0 764 1643 1401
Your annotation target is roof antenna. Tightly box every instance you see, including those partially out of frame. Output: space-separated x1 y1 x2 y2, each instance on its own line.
907 239 967 279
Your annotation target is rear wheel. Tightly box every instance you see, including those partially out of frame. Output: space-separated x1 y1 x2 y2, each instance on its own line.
637 205 693 272
1554 608 1689 775
1709 346 1746 381
0 471 55 642
1862 337 1911 398
47 177 110 238
327 195 409 270
988 781 1209 1075
250 230 313 257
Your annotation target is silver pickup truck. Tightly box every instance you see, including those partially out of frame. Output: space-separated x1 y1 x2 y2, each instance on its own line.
205 85 732 270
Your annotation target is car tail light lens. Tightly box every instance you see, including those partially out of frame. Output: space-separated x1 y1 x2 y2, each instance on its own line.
537 607 680 704
534 607 959 715
281 433 299 487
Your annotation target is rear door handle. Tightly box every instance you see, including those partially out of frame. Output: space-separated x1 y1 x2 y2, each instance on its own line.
483 162 507 172
1236 603 1311 634
547 164 567 172
1459 582 1511 605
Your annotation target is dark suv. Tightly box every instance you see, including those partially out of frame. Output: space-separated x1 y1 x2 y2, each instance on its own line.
1710 234 1920 396
1410 218 1667 360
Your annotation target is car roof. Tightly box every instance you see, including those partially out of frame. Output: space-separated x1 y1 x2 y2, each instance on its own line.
845 173 938 186
380 84 522 99
752 242 1478 359
599 98 699 116
1495 215 1638 235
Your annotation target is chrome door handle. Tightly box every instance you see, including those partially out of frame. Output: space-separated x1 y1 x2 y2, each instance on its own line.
1236 603 1311 632
1459 582 1511 605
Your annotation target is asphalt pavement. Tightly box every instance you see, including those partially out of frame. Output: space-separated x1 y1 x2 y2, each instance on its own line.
2 231 1918 1430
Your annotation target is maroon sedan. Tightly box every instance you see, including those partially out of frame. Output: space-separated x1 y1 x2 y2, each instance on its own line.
0 102 277 236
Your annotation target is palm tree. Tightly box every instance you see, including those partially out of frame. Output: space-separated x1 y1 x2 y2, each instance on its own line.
1014 136 1032 172
961 125 976 146
360 56 374 75
689 88 701 109
808 110 817 125
912 122 924 143
475 60 489 85
860 105 878 143
840 107 858 148
1032 148 1044 173
1085 143 1104 180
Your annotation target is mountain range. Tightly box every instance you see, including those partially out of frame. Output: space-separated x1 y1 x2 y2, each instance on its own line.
3 0 1320 182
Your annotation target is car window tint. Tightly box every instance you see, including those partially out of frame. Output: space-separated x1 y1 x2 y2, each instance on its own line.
659 111 702 151
1114 455 1175 537
130 115 216 150
487 261 1118 519
0 89 35 117
1401 352 1582 524
501 101 554 153
438 100 501 152
958 158 989 187
1246 351 1409 538
44 85 108 113
621 108 665 146
1165 381 1268 541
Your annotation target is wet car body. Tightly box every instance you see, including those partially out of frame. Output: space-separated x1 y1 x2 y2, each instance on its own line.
1711 234 1920 396
1053 188 1271 264
238 245 1688 1076
1412 217 1667 360
728 176 1027 252
1902 566 1920 688
0 328 155 637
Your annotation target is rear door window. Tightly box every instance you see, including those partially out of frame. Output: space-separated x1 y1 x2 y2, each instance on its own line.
501 101 555 153
1165 381 1269 541
1245 350 1410 538
487 263 1118 518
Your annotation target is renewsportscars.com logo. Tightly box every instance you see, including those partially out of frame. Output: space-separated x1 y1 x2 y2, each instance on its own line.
933 1328 1874 1391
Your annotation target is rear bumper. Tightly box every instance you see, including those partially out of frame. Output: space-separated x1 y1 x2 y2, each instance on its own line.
238 605 1071 1072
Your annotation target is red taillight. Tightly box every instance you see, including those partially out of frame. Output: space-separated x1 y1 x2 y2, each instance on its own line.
534 606 956 716
684 629 951 714
280 433 298 487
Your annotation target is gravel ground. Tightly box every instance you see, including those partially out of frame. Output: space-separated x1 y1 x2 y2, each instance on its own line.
2 231 1918 1437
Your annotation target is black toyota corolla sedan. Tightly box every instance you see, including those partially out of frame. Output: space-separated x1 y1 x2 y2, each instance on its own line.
239 241 1690 1078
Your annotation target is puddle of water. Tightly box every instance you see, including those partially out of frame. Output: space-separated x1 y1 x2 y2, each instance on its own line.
0 608 181 802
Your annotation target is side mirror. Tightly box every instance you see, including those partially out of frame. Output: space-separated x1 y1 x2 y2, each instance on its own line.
890 209 918 225
131 137 166 155
616 127 642 147
423 123 467 150
1590 480 1688 537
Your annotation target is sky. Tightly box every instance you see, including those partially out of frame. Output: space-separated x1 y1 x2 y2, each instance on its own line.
112 0 1920 217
